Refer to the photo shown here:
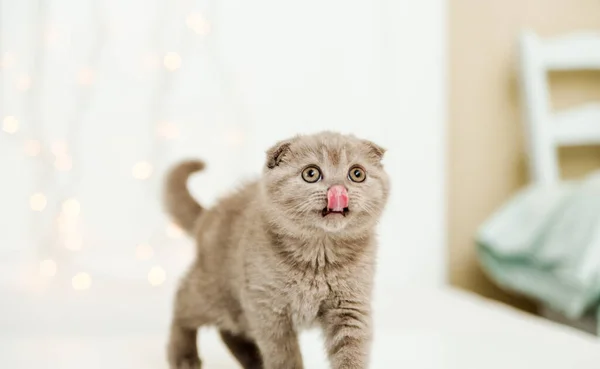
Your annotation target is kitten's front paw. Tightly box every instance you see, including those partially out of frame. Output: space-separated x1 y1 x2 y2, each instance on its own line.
169 353 201 369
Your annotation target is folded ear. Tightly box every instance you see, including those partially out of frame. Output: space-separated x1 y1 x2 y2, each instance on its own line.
266 139 293 169
362 139 386 162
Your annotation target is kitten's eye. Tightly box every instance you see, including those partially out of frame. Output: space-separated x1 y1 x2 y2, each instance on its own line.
348 167 366 183
302 166 322 183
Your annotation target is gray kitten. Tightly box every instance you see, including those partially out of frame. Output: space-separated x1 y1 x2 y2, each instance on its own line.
164 131 390 369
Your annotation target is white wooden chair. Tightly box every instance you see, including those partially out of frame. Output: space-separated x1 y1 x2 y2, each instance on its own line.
518 30 600 185
518 30 600 334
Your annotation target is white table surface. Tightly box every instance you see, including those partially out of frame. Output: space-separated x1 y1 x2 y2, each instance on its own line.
1 275 599 369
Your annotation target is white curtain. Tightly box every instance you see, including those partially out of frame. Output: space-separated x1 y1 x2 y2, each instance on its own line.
0 0 446 292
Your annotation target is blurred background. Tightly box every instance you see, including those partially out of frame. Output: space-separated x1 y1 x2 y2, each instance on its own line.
449 0 600 331
1 0 600 368
0 0 443 291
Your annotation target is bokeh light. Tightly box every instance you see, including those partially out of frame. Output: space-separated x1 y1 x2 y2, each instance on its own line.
186 13 211 36
30 193 47 212
15 74 32 91
156 121 180 140
24 140 42 157
54 155 73 171
72 273 91 290
132 161 153 180
148 266 166 286
2 116 19 134
62 198 81 217
163 52 181 71
166 222 184 239
77 67 95 86
136 243 154 260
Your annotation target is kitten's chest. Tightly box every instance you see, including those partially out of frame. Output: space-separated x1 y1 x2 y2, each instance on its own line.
287 277 331 329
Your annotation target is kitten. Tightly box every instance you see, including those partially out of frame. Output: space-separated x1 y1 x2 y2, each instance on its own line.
165 131 390 369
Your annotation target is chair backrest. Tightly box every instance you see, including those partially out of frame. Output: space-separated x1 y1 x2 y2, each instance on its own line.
518 30 600 185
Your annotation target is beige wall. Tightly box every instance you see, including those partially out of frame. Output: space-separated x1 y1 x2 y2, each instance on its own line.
449 0 600 311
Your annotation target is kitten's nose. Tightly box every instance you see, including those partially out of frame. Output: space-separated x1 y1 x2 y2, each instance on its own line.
327 185 349 212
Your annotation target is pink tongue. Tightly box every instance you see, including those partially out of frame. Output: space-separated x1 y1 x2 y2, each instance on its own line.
327 185 349 212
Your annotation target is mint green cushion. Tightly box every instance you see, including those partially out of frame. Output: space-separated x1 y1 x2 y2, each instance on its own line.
477 172 600 319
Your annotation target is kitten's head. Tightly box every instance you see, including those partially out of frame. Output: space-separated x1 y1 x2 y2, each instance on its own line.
261 131 390 236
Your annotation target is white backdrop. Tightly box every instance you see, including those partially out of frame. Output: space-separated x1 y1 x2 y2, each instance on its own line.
0 0 445 293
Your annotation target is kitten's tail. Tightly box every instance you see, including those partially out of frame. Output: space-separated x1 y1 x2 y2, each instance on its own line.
164 160 205 234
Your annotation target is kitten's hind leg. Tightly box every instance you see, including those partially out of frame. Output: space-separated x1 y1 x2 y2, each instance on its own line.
220 330 264 369
167 270 209 369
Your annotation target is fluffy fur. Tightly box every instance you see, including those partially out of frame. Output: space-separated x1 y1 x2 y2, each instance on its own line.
165 131 390 369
